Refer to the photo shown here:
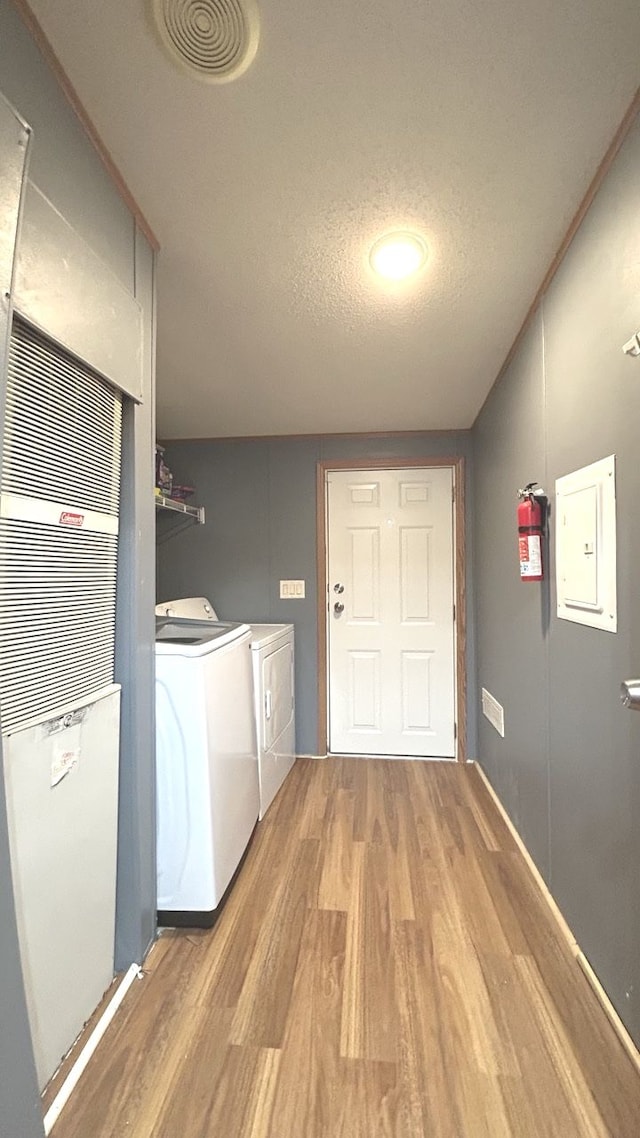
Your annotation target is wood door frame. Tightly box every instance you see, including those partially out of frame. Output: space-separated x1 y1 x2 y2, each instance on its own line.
316 456 467 762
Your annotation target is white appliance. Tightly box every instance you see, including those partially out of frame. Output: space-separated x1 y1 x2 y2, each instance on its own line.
3 687 121 1087
0 319 124 1088
248 624 295 819
156 598 296 819
155 615 259 925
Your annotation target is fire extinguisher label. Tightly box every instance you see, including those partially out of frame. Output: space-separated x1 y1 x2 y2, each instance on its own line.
519 534 542 577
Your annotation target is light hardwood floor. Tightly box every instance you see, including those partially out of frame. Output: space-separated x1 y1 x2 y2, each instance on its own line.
49 758 640 1136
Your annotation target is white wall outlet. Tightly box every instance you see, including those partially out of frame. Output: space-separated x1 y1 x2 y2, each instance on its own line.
280 579 305 599
481 688 505 737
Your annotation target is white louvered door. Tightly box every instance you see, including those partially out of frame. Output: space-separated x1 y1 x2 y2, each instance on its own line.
0 318 124 1087
0 319 122 732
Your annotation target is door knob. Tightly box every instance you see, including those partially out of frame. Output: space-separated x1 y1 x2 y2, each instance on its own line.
621 679 640 709
334 601 344 614
333 583 344 594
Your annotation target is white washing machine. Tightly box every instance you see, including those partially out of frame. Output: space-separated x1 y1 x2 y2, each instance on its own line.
155 615 259 926
156 599 296 819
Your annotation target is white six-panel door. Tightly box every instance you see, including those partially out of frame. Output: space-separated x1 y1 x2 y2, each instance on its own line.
327 467 456 757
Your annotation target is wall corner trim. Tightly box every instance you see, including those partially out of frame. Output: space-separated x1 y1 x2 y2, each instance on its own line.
474 85 640 427
9 0 160 252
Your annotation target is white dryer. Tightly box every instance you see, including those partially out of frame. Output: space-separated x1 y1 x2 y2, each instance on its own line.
155 616 259 926
156 599 296 819
249 624 295 819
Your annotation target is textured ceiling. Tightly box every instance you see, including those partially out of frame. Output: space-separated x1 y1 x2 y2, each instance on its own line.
27 1 640 438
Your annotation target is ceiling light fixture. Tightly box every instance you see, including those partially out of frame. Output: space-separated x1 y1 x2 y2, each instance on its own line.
369 231 428 282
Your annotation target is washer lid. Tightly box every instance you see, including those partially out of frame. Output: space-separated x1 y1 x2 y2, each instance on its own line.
155 617 248 655
249 623 294 650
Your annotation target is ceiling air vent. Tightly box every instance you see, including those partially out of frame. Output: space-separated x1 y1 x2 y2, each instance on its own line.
149 0 260 84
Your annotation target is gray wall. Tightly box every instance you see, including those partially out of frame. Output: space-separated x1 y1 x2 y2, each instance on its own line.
157 432 476 757
0 4 135 294
0 1 156 1127
473 113 640 1043
114 228 157 970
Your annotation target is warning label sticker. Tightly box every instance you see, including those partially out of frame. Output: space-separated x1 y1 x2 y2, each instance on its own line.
519 534 542 577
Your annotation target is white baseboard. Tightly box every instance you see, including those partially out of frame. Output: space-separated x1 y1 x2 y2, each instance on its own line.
43 963 143 1133
473 761 640 1075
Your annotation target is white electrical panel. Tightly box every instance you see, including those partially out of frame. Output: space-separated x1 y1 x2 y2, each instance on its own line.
555 454 617 632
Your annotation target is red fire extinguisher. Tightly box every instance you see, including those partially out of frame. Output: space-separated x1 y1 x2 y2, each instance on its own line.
517 483 545 582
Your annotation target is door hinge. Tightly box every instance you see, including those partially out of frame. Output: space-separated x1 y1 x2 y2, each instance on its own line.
453 603 456 622
454 722 457 740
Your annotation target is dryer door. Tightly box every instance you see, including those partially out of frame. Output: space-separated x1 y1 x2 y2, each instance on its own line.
262 639 294 750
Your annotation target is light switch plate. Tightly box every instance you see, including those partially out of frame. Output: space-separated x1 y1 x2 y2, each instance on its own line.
280 579 305 599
